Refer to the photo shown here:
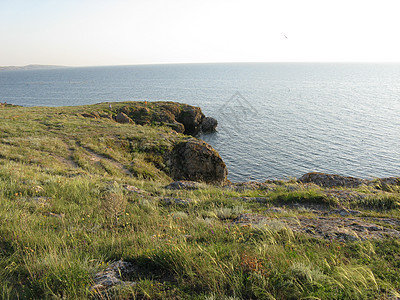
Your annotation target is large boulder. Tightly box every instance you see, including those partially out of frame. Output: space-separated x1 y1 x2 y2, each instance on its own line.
298 172 367 188
176 106 204 135
169 139 227 184
201 117 218 132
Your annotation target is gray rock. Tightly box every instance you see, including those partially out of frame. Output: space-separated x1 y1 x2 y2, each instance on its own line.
89 260 136 293
201 117 218 132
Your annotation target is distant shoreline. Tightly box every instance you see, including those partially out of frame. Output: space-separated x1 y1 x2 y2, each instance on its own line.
0 64 67 71
2 62 400 71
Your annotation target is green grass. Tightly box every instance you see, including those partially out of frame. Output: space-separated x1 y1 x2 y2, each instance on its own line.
0 102 400 299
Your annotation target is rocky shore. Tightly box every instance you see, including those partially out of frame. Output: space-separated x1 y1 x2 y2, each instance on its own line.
81 101 218 136
1 101 400 299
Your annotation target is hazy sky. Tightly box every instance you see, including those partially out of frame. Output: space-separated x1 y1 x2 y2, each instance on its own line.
1 0 400 66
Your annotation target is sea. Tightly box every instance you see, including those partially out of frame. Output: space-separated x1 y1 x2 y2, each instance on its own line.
1 63 399 182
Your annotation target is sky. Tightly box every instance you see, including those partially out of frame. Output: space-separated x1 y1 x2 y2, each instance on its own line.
1 0 400 66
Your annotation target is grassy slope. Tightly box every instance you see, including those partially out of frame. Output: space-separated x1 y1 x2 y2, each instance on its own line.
0 103 400 299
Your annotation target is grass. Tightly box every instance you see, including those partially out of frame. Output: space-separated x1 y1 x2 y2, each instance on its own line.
1 102 400 299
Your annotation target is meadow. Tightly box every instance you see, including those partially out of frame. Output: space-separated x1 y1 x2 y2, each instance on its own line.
0 102 399 299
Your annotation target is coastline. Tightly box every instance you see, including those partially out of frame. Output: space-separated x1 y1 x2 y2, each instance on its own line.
1 101 399 298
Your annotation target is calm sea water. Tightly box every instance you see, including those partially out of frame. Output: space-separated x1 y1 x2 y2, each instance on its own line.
1 63 400 181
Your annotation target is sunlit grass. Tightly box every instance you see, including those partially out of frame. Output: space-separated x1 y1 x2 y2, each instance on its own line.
0 103 399 299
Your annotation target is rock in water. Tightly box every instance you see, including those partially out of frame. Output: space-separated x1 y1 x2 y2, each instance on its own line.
115 112 133 124
298 172 367 188
169 139 227 184
201 117 218 132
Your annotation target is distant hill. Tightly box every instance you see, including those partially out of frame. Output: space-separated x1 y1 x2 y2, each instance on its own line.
0 64 67 71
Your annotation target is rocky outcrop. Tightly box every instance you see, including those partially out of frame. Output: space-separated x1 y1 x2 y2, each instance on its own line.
115 112 133 124
81 111 100 119
298 172 367 188
169 139 227 184
116 102 219 136
79 102 218 135
176 106 204 135
201 117 218 133
0 102 19 107
298 172 400 189
233 213 400 242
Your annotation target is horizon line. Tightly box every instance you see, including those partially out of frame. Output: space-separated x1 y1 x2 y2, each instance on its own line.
2 60 400 69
